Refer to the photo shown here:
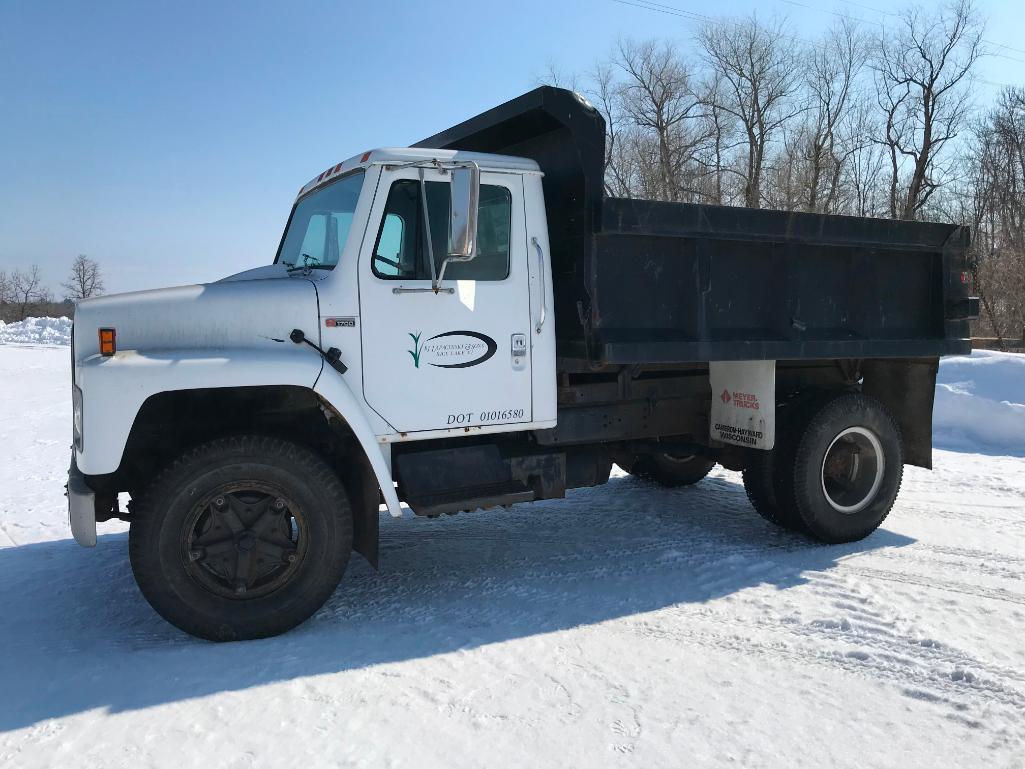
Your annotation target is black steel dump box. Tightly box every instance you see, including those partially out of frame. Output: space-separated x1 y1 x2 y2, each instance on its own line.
417 87 976 366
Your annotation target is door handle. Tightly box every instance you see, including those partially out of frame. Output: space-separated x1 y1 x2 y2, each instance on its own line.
532 237 546 335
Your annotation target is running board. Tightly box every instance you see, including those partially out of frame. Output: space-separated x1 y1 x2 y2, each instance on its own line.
395 444 566 518
406 482 536 517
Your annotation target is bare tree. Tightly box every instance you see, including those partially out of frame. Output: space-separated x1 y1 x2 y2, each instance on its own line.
62 254 105 302
535 60 580 92
586 60 636 197
11 266 50 321
873 0 984 220
698 15 805 208
0 270 9 309
693 74 741 205
614 39 710 202
956 87 1025 345
803 18 869 213
844 102 890 217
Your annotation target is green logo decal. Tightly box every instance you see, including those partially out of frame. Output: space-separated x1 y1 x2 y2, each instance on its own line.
408 331 423 368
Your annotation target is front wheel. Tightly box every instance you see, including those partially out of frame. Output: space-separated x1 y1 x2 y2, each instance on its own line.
129 435 353 641
629 453 716 487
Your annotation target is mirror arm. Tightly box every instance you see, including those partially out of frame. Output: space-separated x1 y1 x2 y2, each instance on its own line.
418 168 441 293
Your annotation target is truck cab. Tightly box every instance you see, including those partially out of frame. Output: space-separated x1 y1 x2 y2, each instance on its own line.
67 87 977 641
283 148 557 438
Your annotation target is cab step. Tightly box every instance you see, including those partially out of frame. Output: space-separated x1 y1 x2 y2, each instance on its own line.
406 481 536 517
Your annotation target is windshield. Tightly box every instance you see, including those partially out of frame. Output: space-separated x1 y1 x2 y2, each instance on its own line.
276 170 365 270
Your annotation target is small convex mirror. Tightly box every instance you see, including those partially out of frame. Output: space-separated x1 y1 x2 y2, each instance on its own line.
448 163 479 258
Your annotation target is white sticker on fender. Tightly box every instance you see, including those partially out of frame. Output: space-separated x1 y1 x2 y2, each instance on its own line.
709 360 776 450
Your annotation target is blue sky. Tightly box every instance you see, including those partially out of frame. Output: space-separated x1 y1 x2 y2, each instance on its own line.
1 0 1023 295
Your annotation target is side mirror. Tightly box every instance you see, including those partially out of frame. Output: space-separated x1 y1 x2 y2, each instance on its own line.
448 163 479 258
433 163 480 290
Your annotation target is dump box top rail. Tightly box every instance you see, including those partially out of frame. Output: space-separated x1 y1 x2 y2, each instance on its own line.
417 87 974 365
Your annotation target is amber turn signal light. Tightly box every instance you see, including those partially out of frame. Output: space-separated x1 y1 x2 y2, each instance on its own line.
98 328 116 356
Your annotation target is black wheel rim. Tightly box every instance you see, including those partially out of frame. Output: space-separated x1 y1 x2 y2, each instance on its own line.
181 481 308 600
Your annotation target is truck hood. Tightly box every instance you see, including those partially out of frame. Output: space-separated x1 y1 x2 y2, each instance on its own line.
73 276 320 363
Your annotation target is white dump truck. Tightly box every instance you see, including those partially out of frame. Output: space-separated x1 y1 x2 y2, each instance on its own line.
67 88 978 640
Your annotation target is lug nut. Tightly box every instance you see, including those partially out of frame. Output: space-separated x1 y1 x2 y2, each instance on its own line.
285 552 298 563
274 498 285 510
214 497 225 508
189 549 204 562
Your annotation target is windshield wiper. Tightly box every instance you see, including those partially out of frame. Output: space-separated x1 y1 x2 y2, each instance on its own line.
283 253 324 274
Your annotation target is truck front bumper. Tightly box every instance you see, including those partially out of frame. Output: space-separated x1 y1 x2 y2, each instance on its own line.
67 455 97 547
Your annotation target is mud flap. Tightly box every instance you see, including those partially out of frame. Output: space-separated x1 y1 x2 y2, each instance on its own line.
709 361 776 450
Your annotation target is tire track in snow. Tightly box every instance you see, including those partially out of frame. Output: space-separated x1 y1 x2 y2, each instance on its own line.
624 614 1025 718
844 565 1025 607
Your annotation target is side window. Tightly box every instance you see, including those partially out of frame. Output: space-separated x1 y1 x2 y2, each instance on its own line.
374 214 406 277
371 178 512 281
444 184 511 281
372 180 421 279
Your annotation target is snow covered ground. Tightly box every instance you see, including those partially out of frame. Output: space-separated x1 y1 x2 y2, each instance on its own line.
1 344 1024 768
0 316 72 346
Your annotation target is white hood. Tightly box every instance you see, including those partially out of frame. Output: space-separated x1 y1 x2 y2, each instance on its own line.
72 276 320 362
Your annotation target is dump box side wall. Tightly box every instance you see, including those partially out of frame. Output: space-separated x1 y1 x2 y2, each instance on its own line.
587 198 972 363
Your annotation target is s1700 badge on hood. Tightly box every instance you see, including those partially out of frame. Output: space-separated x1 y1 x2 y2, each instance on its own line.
408 330 497 369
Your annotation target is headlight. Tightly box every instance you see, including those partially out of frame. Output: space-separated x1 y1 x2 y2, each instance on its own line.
73 385 84 452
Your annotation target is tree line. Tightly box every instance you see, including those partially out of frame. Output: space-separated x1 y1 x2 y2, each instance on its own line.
542 0 1023 346
0 255 105 323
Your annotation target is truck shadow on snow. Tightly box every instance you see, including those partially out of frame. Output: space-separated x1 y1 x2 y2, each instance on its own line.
0 471 913 732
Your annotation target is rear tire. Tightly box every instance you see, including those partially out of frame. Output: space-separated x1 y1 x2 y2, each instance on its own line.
742 437 807 532
129 435 353 641
791 394 903 543
741 396 828 532
630 453 716 487
743 450 799 530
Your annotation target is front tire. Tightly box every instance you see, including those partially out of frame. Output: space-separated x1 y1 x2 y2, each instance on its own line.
630 453 716 487
129 435 353 641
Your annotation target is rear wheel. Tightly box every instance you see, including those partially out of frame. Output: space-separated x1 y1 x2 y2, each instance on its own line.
630 452 716 487
741 397 826 532
129 435 353 641
791 394 903 543
743 449 804 531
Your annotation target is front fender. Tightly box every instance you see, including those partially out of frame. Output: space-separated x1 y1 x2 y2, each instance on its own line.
77 346 404 519
76 347 324 476
314 371 403 518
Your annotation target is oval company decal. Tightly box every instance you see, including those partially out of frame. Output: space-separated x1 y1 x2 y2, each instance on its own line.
408 330 497 369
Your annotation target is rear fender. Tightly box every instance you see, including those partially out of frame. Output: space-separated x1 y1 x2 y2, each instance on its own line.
862 358 939 470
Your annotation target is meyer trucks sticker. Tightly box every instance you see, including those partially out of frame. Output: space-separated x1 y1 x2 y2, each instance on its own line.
709 360 776 450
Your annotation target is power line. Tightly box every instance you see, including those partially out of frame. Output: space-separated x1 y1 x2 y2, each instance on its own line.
835 0 1025 57
609 0 1021 88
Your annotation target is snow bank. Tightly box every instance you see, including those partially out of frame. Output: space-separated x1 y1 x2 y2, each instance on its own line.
934 350 1025 455
0 316 72 346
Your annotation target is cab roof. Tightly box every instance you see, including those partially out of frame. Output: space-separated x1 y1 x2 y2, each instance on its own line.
296 147 540 200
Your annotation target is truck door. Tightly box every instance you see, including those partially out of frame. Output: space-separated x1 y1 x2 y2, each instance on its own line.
358 167 533 434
